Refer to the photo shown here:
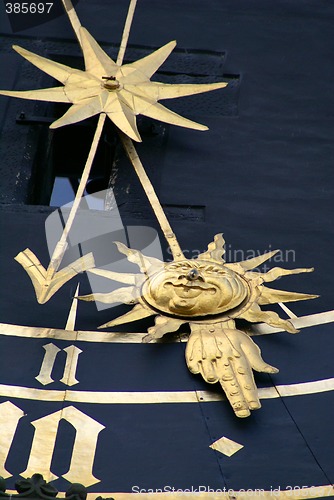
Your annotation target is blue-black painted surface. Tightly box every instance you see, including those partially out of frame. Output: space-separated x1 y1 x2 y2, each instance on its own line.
0 0 333 495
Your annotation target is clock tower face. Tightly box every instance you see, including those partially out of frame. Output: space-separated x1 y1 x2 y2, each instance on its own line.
0 0 334 498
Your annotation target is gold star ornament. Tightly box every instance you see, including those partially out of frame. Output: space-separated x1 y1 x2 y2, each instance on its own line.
0 27 227 141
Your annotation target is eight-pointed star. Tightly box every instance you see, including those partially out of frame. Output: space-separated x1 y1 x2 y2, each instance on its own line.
0 27 227 141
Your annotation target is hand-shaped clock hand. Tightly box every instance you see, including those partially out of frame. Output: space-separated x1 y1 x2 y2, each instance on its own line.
186 323 278 418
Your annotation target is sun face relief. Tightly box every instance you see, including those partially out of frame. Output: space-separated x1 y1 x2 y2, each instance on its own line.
77 233 318 418
142 260 249 317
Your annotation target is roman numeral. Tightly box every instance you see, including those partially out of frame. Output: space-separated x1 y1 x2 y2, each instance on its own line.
35 343 82 386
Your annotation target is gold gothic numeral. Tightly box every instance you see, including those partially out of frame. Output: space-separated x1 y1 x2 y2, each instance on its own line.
0 402 25 478
22 406 105 485
35 343 82 386
0 404 105 487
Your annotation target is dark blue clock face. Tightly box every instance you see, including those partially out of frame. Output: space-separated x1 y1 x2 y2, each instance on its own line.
0 320 333 494
0 0 334 497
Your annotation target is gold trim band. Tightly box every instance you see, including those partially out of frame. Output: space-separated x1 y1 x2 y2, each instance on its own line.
0 310 333 343
7 485 333 499
85 486 334 499
0 377 333 404
0 323 148 343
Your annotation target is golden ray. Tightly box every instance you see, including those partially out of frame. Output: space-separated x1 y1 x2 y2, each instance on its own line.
118 90 209 130
65 283 80 331
143 316 185 343
246 266 314 283
77 286 138 305
197 233 226 262
88 268 137 285
12 45 77 83
0 87 70 103
240 303 298 333
105 97 141 142
98 303 155 329
114 241 163 273
80 26 118 76
227 249 280 271
119 41 177 82
50 96 103 129
130 81 228 101
258 287 319 305
139 100 208 131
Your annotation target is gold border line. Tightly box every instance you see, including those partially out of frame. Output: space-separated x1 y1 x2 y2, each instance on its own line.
7 485 334 499
86 486 334 499
0 323 146 343
0 310 333 343
0 377 333 404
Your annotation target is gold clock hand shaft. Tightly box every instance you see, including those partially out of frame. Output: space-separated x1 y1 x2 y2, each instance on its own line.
14 114 105 304
59 0 183 261
46 113 106 278
61 0 82 46
117 0 138 66
119 133 185 261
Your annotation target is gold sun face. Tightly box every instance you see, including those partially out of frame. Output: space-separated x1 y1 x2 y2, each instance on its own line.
141 259 249 317
78 233 318 418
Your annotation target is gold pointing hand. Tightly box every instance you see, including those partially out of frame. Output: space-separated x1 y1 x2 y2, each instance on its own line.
186 323 279 418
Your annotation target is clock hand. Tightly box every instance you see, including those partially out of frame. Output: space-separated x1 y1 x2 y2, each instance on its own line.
44 113 106 279
117 0 138 66
15 114 105 303
119 133 185 261
1 0 227 303
60 0 183 262
61 0 82 46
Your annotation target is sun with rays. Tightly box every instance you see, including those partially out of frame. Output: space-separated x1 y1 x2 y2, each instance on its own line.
78 233 317 418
